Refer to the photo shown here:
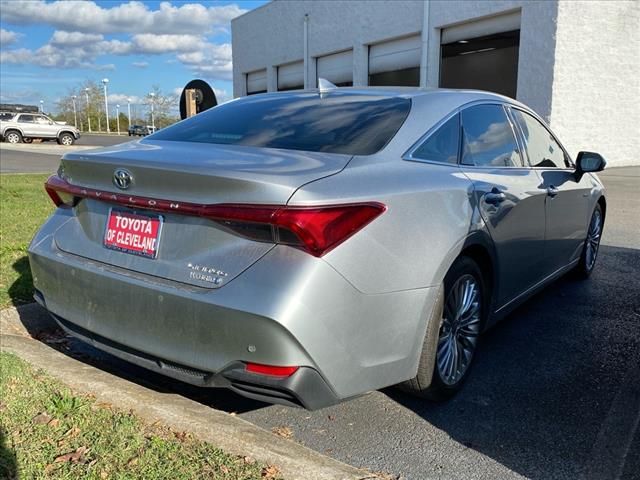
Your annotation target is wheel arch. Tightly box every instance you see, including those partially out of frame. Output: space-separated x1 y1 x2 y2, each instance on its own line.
442 230 498 330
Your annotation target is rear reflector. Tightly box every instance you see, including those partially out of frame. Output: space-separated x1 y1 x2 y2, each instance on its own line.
44 175 386 257
245 363 299 377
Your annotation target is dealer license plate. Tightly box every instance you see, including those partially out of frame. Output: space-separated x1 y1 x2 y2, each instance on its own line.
103 209 163 259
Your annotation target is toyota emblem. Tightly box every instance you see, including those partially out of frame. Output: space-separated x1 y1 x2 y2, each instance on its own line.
113 168 133 190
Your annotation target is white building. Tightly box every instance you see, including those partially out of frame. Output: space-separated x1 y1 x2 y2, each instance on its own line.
231 0 639 167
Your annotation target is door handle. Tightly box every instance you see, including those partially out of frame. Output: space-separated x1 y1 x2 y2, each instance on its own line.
484 188 506 205
547 185 559 198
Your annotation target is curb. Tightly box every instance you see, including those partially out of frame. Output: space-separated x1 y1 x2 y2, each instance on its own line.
0 143 102 155
0 304 372 480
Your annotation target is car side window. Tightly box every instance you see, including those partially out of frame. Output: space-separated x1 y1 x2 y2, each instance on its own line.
511 109 570 168
17 115 35 123
411 114 460 164
460 104 522 168
35 115 50 124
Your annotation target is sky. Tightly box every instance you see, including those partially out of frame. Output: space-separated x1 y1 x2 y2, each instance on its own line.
0 0 267 112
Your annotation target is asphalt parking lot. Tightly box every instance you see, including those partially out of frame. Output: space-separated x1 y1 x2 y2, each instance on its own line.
0 134 132 173
2 143 639 479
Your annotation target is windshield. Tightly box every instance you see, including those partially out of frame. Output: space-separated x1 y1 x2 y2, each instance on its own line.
151 92 411 155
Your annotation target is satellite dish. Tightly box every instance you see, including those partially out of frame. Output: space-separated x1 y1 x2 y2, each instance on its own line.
179 79 217 120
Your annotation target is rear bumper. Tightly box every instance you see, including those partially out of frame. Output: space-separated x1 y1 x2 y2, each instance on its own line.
41 303 337 409
29 211 435 408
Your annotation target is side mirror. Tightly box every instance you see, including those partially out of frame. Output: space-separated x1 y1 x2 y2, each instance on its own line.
576 151 606 175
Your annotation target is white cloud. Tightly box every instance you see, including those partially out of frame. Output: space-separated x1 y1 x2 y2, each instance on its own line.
129 34 205 54
50 30 103 47
108 93 142 105
0 28 20 47
132 61 149 68
0 0 246 35
176 42 232 80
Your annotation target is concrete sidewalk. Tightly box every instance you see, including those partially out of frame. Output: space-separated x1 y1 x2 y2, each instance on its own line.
0 304 372 480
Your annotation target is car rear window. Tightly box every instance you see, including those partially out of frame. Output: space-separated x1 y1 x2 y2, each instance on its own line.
150 92 411 155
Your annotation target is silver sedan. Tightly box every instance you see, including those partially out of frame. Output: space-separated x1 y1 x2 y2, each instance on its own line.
30 87 606 409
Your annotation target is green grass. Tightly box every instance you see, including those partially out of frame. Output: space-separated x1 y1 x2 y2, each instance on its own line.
0 352 276 479
0 173 54 308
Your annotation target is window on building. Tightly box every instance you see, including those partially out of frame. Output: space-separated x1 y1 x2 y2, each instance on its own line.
460 104 522 167
511 109 571 168
412 114 460 164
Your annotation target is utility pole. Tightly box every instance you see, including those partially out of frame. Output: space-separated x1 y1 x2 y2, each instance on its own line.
85 88 91 132
116 104 120 135
102 78 110 133
72 95 78 128
149 92 155 129
127 98 132 128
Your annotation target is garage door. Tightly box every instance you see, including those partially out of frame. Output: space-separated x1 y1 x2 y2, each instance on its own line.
316 50 353 86
368 35 421 86
440 12 521 98
246 69 267 95
278 61 304 91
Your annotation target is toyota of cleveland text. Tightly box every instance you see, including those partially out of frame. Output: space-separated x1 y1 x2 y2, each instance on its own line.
29 87 607 409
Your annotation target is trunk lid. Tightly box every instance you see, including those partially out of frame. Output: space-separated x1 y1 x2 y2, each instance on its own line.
54 140 351 288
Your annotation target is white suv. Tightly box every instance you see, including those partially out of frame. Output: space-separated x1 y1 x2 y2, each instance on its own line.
0 113 81 145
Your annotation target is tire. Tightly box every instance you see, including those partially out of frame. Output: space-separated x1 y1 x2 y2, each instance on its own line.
57 132 75 146
574 204 604 278
23 138 33 143
401 256 486 401
4 130 22 144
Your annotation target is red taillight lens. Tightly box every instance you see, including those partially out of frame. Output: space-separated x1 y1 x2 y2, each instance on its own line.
245 363 299 377
43 175 386 256
45 176 75 207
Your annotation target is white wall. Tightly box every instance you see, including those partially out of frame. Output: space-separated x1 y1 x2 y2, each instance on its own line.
231 0 424 96
550 0 639 167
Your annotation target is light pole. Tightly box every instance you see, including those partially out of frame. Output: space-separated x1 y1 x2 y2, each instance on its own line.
39 100 44 113
84 88 91 132
149 92 155 130
115 104 120 135
127 98 131 128
102 78 110 133
71 95 78 128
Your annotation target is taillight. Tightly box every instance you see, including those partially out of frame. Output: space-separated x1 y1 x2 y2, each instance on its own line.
43 175 386 256
245 363 299 377
45 179 75 207
215 203 386 256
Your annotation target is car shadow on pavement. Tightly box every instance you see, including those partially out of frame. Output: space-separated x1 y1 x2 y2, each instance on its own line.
384 244 640 480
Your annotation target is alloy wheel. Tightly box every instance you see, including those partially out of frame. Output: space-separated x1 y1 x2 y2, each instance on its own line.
437 274 482 386
585 209 602 271
6 133 20 144
61 135 73 146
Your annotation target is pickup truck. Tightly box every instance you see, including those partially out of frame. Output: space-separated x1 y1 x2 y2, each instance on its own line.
0 112 81 145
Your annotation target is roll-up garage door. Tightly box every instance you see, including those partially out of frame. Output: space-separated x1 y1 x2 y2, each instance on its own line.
316 50 353 86
278 61 304 91
440 11 521 98
368 35 421 86
246 69 267 95
441 11 521 44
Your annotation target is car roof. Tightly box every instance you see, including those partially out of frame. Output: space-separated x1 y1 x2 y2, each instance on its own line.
243 86 528 113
